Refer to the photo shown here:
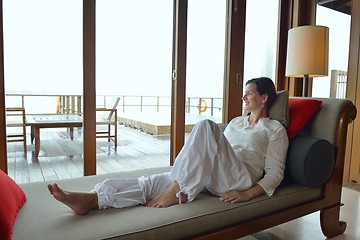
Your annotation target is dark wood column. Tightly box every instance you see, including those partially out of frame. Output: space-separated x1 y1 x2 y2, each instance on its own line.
275 0 292 91
223 0 246 123
170 0 187 165
83 0 97 176
0 0 7 173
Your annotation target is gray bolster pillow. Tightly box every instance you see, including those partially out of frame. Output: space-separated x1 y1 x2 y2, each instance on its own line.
285 136 335 187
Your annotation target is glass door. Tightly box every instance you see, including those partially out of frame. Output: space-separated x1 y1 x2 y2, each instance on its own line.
3 0 83 182
185 0 226 135
96 0 174 171
313 4 351 98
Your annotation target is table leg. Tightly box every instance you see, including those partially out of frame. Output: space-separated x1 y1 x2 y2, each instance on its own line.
34 127 40 157
107 124 111 142
70 126 74 140
30 125 35 144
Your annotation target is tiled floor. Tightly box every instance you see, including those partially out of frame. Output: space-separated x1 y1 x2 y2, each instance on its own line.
241 187 360 240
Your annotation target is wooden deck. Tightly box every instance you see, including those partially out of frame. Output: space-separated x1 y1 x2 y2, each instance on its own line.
7 124 171 184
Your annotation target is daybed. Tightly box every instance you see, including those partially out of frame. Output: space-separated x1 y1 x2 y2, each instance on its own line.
5 97 357 240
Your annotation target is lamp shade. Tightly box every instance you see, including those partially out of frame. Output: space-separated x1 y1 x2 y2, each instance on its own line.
285 25 329 78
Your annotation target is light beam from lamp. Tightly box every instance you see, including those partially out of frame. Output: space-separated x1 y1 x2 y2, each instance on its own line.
285 25 329 97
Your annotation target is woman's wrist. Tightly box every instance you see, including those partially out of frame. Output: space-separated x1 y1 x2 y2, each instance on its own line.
246 184 265 200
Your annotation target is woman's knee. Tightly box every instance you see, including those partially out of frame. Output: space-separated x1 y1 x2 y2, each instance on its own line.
199 119 222 138
196 119 218 131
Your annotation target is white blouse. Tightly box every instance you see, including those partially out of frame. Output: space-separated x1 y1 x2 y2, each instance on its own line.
224 116 289 196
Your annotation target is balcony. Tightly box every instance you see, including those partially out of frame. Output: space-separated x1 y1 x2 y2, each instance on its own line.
5 93 222 184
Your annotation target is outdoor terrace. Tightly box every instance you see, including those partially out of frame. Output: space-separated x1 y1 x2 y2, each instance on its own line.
7 123 172 185
5 93 222 184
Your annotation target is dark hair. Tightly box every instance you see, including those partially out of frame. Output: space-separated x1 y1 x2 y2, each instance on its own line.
246 77 277 114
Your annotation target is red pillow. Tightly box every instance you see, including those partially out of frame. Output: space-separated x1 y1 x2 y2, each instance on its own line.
287 99 322 139
0 169 27 240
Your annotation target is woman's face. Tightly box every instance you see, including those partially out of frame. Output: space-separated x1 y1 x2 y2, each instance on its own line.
242 83 266 112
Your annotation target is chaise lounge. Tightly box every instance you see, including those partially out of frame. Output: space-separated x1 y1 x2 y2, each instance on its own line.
3 96 357 240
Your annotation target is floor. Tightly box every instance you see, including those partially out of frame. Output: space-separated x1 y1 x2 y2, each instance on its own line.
6 124 360 240
242 186 360 240
6 124 171 184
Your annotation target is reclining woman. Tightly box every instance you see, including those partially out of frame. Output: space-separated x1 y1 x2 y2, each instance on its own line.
48 77 289 215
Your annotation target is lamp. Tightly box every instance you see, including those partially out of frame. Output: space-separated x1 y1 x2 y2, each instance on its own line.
285 25 329 97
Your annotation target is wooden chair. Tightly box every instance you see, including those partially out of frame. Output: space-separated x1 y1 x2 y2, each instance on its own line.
96 97 120 147
6 107 27 152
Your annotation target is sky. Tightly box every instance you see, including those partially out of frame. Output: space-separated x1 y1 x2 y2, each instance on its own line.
3 0 351 99
4 0 224 98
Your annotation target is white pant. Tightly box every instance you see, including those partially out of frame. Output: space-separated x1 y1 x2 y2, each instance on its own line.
93 173 173 209
93 119 252 209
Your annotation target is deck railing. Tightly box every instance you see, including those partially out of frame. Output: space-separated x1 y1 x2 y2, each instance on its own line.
5 93 223 117
330 70 348 99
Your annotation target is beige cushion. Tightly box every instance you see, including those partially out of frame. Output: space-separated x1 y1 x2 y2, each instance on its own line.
269 90 289 127
244 90 289 127
13 167 321 240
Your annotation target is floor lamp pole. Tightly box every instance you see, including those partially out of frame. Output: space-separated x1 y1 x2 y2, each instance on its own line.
302 74 309 97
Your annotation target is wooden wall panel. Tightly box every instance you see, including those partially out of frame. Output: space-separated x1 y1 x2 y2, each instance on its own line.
346 0 360 184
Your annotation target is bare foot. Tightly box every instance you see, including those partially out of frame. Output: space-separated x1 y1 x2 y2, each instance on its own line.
47 183 98 215
145 182 188 208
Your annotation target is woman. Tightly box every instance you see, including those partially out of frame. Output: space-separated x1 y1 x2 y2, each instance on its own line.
48 77 288 215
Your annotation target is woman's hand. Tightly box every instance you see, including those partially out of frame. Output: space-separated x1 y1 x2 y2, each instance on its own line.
219 190 251 203
219 184 265 203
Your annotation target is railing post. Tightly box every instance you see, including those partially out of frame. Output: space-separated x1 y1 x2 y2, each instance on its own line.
198 98 202 115
61 96 65 113
77 96 82 115
157 96 160 112
330 70 338 98
330 70 348 99
211 98 214 116
21 96 25 109
140 96 143 112
65 96 70 114
71 96 75 113
187 97 190 113
338 71 347 99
